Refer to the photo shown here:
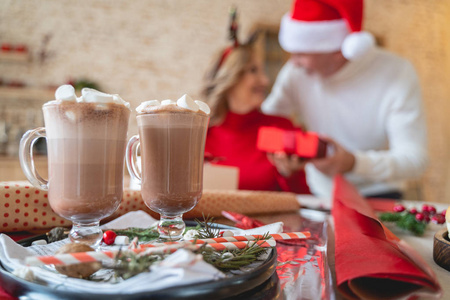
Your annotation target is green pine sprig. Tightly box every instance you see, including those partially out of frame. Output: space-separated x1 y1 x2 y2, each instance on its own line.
380 212 426 236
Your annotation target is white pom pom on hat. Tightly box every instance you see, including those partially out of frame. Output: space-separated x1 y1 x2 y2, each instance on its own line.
279 0 375 61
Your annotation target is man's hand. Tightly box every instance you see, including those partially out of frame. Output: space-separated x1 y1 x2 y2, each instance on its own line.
267 152 306 178
310 137 355 176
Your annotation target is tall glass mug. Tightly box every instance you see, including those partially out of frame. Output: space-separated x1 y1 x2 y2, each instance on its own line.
126 96 210 240
19 86 130 246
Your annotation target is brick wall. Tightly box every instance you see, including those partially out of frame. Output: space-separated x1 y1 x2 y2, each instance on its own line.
1 0 449 203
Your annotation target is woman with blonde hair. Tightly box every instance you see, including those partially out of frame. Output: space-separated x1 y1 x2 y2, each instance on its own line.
202 12 309 193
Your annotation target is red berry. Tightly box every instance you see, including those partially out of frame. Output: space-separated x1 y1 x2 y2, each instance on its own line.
393 204 405 213
409 208 418 214
422 204 430 213
415 213 424 222
424 215 430 224
441 210 447 216
437 215 446 224
102 230 117 245
431 216 440 224
429 206 437 214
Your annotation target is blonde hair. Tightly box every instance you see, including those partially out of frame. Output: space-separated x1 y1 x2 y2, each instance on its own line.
201 43 257 126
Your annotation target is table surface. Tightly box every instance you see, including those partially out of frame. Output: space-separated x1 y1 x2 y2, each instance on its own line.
1 199 449 300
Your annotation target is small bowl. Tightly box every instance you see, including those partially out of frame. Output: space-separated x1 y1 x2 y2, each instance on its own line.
433 228 450 271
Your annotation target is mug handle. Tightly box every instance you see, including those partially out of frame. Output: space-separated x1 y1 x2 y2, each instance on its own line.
19 127 49 191
125 135 142 184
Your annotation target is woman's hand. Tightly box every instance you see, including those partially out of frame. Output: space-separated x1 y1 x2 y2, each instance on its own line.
267 152 305 177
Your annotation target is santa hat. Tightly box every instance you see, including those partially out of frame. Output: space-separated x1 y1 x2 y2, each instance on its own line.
279 0 375 60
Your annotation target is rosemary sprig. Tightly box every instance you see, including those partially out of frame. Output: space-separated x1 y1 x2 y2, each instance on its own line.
194 214 221 239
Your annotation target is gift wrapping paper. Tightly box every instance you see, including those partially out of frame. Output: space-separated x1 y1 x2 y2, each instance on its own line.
0 181 300 232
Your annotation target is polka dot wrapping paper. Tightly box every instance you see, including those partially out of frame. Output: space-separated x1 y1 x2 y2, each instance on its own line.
1 181 300 232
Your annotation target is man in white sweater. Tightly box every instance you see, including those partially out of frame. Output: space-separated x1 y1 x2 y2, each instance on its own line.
262 0 427 199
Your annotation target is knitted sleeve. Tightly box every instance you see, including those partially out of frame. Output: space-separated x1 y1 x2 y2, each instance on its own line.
261 62 297 118
352 61 428 181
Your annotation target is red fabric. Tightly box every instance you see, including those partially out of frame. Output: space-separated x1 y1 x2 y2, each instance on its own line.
205 110 310 194
290 0 363 32
292 0 341 21
332 175 441 299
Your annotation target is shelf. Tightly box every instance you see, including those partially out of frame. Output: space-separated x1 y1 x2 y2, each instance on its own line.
0 51 30 63
0 86 55 101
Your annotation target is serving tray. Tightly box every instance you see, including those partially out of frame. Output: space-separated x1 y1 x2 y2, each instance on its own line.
0 221 278 300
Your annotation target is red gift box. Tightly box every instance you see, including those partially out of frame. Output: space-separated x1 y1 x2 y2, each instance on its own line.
257 127 327 159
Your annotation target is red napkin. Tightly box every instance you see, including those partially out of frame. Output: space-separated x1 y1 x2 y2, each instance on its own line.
333 175 441 299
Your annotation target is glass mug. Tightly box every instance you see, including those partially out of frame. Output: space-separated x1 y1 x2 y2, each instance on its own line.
126 110 209 241
20 102 130 246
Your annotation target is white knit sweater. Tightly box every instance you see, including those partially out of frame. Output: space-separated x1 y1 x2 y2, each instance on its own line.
262 48 428 198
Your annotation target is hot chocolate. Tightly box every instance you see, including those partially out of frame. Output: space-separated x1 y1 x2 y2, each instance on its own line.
138 111 208 216
44 101 129 222
127 94 210 240
20 85 130 246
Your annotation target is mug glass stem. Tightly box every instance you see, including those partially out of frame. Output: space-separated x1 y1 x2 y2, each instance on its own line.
69 221 103 247
157 214 185 241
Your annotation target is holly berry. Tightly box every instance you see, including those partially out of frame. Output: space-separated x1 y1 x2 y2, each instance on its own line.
393 204 406 213
441 209 447 216
415 213 424 222
424 215 430 224
431 215 445 224
422 204 430 213
409 207 418 214
102 230 117 245
428 206 437 214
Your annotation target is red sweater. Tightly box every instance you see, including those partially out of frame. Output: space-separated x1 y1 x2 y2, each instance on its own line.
205 110 310 194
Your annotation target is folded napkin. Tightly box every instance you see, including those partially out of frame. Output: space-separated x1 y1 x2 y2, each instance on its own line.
0 181 299 232
332 175 441 299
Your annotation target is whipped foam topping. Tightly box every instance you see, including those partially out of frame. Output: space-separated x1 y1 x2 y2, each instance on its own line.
136 94 210 115
52 84 131 109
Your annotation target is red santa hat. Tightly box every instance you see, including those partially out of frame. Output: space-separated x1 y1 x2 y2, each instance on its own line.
279 0 375 60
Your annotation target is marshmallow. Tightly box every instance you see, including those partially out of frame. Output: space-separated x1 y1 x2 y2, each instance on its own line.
114 235 130 245
161 99 177 106
183 229 199 240
195 100 211 115
113 94 131 109
177 94 199 112
136 100 161 113
82 88 114 104
221 230 234 237
55 84 76 102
